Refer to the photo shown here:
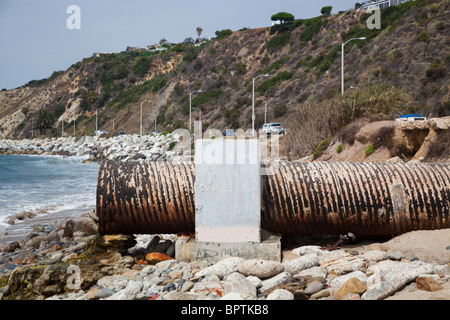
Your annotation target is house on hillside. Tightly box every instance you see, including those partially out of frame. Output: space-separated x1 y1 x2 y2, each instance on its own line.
195 37 209 47
125 46 145 52
147 44 168 52
92 52 111 57
357 0 411 12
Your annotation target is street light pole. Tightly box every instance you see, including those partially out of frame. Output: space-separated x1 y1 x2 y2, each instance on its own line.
252 74 269 137
140 100 150 135
264 101 267 125
140 102 143 135
189 90 202 133
341 37 366 96
95 108 104 136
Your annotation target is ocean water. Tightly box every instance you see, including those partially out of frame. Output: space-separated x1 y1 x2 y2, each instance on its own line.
0 154 99 233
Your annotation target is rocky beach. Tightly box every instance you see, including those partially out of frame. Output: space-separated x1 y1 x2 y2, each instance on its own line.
0 208 449 301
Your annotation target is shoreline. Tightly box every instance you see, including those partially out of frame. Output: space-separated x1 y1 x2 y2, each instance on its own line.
0 133 181 162
0 206 95 245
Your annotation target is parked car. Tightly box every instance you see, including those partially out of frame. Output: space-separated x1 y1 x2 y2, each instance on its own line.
395 114 427 122
262 123 286 135
222 129 235 137
95 130 108 137
118 132 126 135
148 131 161 136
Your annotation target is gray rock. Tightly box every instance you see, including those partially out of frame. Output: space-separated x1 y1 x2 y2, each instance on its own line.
163 282 176 292
363 250 388 262
283 253 319 275
238 259 284 279
247 276 262 288
220 293 244 300
387 251 404 261
194 256 244 279
155 259 176 271
204 274 221 283
292 245 325 256
329 271 368 290
223 272 257 300
362 262 434 300
259 272 291 293
0 241 20 253
181 281 194 292
63 216 98 238
106 280 143 300
319 250 368 275
294 266 328 279
97 275 130 292
304 281 324 295
266 289 294 300
164 292 201 300
88 287 116 300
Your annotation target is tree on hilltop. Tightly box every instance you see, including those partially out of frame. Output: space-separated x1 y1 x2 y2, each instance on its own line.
271 12 295 24
321 6 333 16
196 27 203 38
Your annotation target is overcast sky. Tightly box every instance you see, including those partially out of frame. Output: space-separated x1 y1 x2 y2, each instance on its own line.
0 0 358 90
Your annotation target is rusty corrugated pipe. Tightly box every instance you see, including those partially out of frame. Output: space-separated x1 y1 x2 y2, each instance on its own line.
96 160 196 235
262 161 449 236
96 160 449 237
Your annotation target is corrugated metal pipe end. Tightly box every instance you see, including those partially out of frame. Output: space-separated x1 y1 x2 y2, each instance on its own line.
96 160 449 237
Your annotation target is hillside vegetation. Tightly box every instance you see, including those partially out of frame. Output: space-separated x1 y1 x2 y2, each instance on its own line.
0 0 448 160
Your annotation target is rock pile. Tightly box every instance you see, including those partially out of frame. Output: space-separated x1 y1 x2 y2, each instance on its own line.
0 133 181 162
1 214 448 300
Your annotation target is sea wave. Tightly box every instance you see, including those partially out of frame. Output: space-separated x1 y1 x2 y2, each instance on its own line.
0 154 98 233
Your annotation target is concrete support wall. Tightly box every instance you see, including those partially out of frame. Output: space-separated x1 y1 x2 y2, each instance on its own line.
194 139 261 243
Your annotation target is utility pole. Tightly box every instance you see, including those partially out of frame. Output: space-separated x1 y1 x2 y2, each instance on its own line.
252 74 269 137
341 37 366 96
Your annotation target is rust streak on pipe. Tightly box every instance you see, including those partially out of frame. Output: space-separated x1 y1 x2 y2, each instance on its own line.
96 160 450 237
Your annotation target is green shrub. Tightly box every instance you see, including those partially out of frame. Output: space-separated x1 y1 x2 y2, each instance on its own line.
313 138 329 159
235 62 247 75
317 58 333 75
215 29 233 40
256 71 293 94
274 104 287 118
132 57 151 77
53 104 66 119
417 32 430 43
261 57 289 74
299 16 326 43
168 141 176 150
432 21 445 31
110 76 167 109
267 31 291 49
336 144 343 153
365 144 376 156
426 59 446 81
181 89 224 115
182 49 198 63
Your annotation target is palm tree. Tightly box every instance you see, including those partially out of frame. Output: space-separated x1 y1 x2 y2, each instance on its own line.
196 27 203 38
35 109 55 134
